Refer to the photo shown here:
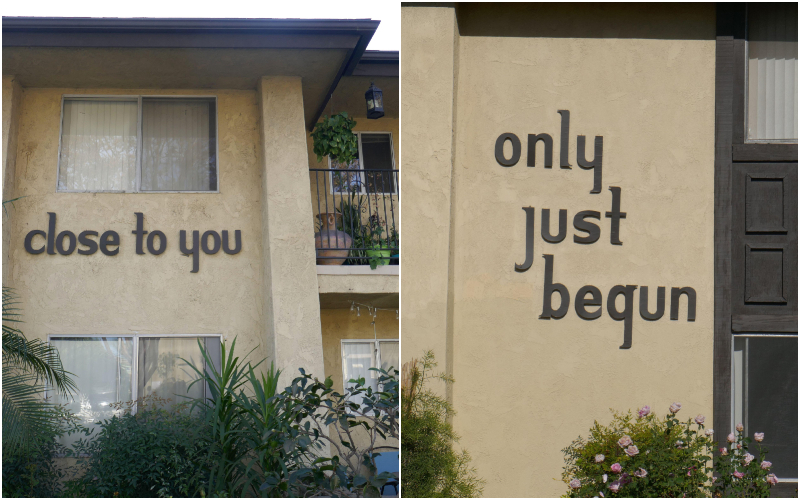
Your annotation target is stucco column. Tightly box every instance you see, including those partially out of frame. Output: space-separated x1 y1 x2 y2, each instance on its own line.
400 6 460 396
257 76 325 384
2 75 23 282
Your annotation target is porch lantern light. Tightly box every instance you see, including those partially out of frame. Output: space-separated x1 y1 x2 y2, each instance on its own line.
365 81 384 119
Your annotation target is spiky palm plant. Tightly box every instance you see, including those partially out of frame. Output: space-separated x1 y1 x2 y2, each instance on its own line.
2 286 77 454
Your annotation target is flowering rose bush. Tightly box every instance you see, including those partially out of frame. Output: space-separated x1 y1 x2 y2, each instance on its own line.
561 405 713 497
561 405 781 498
710 425 778 498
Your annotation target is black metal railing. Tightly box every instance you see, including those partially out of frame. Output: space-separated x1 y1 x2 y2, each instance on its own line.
310 168 399 266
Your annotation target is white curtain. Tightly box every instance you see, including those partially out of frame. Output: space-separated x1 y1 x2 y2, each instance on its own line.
342 342 378 406
138 337 208 409
141 99 213 191
51 337 134 448
379 341 399 375
58 100 138 191
747 4 798 141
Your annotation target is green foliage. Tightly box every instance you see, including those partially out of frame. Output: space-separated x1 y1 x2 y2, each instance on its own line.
562 406 714 497
311 112 358 165
401 351 483 498
2 406 83 498
65 396 213 498
710 428 777 498
3 286 78 455
260 365 400 497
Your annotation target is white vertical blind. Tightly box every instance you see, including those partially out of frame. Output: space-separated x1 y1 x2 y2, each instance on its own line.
747 3 799 141
141 98 213 191
51 337 134 448
58 100 138 191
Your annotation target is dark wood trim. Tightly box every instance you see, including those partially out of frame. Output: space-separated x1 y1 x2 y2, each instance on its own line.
713 31 735 450
732 314 798 333
732 143 799 162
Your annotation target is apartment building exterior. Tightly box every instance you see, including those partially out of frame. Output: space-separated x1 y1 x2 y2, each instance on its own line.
2 16 398 453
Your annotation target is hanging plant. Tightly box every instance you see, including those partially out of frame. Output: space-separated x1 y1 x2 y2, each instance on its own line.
311 112 358 166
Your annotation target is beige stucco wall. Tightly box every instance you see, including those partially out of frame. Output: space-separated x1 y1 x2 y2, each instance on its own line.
399 7 460 395
402 5 717 498
5 87 270 367
2 76 24 281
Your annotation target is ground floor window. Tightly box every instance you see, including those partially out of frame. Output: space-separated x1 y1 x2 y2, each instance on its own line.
732 335 798 481
341 339 399 405
49 335 221 447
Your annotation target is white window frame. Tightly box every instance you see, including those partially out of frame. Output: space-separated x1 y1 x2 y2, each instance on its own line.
328 131 397 195
731 333 798 483
46 333 223 414
55 95 220 194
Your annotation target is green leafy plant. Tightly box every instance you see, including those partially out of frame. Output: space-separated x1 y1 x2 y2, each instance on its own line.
3 286 77 455
261 365 400 497
2 405 84 498
65 395 213 498
311 112 358 165
710 425 779 498
401 351 483 498
562 404 714 497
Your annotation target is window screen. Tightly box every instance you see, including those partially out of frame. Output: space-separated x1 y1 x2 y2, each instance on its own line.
733 336 798 479
360 133 396 194
341 340 399 407
746 3 799 142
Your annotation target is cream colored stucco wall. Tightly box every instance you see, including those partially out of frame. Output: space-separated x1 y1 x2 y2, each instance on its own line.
3 76 24 281
402 5 717 498
6 87 270 367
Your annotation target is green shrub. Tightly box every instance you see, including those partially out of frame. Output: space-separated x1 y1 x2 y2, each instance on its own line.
710 425 778 498
562 404 713 497
401 351 483 498
65 396 213 498
2 405 82 498
562 404 779 498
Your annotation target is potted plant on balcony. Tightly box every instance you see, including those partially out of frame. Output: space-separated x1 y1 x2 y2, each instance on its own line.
310 112 358 166
364 213 392 270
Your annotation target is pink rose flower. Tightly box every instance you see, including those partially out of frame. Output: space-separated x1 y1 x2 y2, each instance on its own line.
637 405 651 418
733 471 744 479
744 453 755 466
761 461 772 470
706 429 714 437
618 435 633 448
736 422 744 432
669 402 682 413
599 493 604 498
737 443 742 449
720 447 728 456
602 474 608 483
595 454 605 463
634 468 647 478
754 432 764 442
727 433 736 443
608 481 621 493
625 445 639 457
695 414 705 425
569 478 581 489
767 474 779 485
611 463 622 473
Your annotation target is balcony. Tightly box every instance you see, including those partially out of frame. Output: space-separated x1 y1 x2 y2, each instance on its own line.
310 167 398 306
